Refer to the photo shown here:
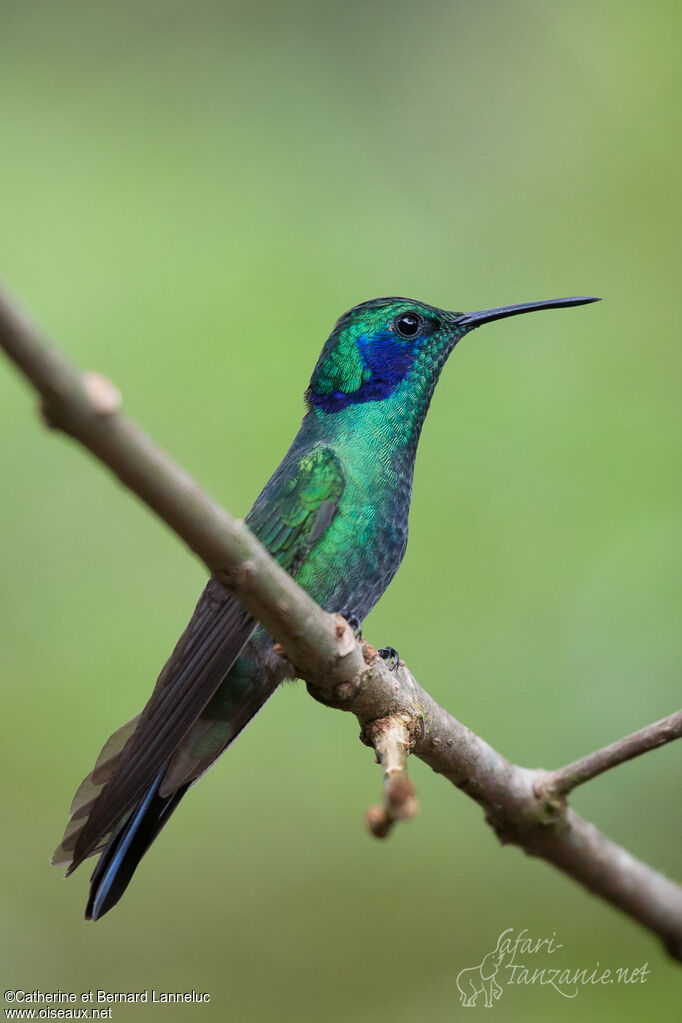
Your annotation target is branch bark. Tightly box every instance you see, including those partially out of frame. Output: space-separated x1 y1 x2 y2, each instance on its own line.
549 710 682 794
363 714 420 838
1 282 681 961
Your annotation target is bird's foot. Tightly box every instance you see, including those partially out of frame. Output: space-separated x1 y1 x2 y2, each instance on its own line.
377 646 400 670
340 611 363 640
339 613 399 668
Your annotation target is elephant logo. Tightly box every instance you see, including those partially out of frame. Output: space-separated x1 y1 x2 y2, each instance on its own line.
456 938 506 1008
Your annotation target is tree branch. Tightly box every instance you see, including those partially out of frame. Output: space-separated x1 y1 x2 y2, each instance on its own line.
549 710 682 794
0 283 363 685
1 281 681 961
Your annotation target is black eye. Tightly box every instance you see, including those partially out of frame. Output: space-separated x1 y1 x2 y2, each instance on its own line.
393 312 423 339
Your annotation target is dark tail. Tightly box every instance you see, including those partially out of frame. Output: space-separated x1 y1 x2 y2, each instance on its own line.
85 771 189 921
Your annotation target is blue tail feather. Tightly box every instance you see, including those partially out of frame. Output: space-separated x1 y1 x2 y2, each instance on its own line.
86 771 188 921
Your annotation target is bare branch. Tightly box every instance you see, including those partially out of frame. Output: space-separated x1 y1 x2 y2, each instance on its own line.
1 281 681 962
550 710 682 794
0 282 364 686
327 652 682 961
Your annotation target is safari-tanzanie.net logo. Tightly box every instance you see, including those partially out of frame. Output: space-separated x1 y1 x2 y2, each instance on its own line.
455 927 650 1007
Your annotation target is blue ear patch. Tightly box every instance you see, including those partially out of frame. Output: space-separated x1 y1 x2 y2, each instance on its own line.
309 331 419 412
358 330 420 388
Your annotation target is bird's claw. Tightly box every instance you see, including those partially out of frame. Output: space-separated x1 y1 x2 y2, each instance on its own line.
340 611 363 639
340 613 399 667
377 646 400 670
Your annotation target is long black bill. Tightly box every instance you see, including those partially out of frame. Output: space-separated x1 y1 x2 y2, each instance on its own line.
456 295 600 329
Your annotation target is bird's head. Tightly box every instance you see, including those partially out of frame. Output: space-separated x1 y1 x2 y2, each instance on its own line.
305 295 599 415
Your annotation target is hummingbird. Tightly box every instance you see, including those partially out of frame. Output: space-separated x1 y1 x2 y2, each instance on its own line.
53 293 598 919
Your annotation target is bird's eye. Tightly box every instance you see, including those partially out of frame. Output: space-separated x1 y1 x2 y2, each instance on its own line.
393 312 423 339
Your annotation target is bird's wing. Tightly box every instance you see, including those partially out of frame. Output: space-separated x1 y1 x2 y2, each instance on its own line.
247 445 345 574
61 579 255 872
57 446 345 872
155 450 347 797
157 446 347 795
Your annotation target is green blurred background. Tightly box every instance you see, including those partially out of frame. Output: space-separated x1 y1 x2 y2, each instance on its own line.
1 1 680 1019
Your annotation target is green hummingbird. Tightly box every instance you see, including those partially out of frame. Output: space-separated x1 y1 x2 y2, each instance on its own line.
53 293 598 919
